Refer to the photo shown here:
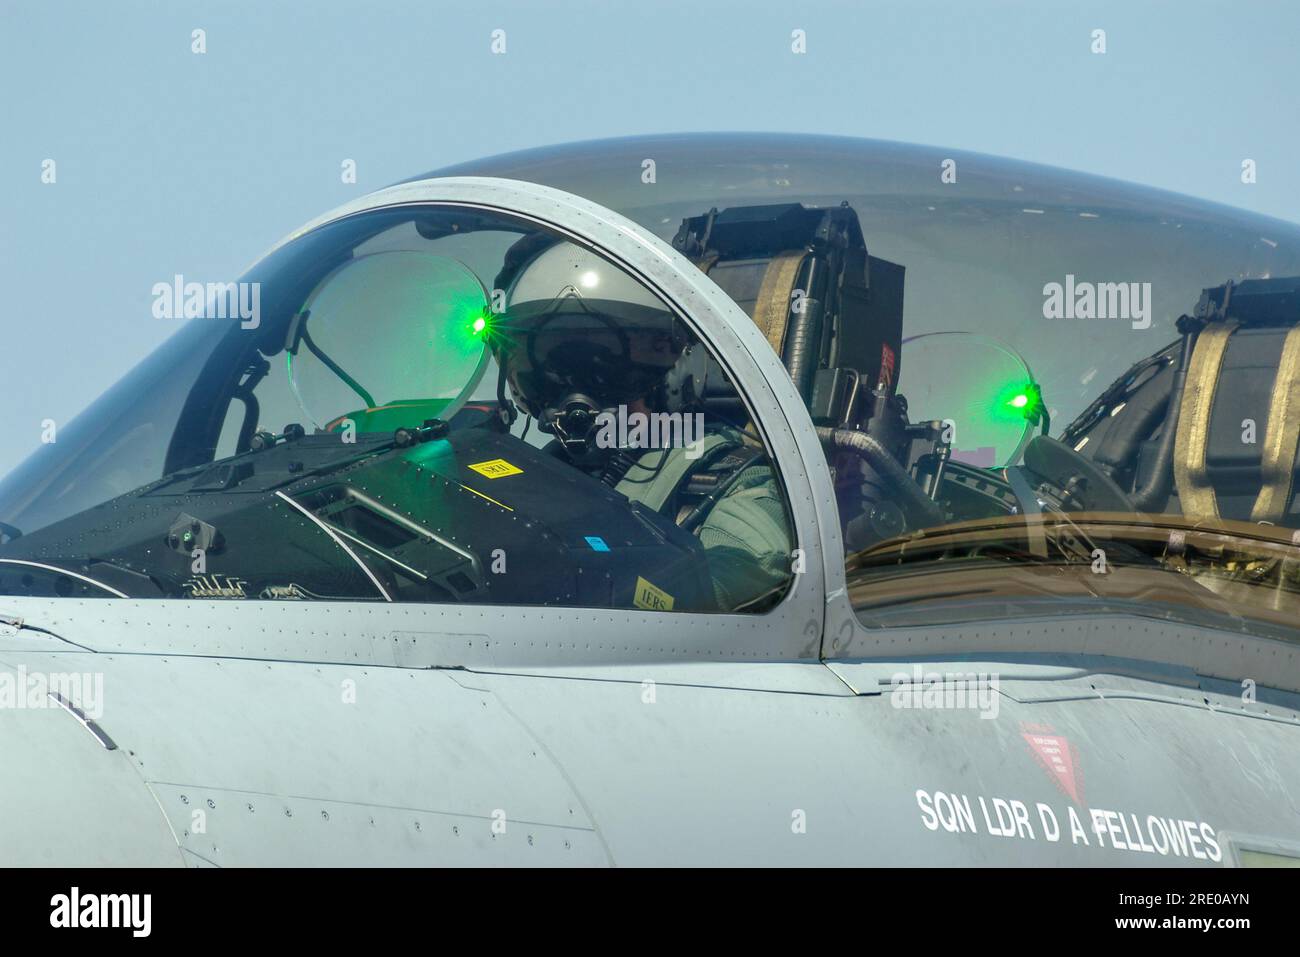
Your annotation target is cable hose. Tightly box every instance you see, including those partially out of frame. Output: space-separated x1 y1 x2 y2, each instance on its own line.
784 305 820 403
600 450 639 488
816 427 946 528
1130 331 1195 510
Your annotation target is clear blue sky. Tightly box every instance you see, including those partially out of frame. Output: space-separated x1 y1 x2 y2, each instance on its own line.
2 0 1297 476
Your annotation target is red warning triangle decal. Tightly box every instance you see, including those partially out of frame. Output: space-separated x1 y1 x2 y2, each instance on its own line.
1022 731 1083 805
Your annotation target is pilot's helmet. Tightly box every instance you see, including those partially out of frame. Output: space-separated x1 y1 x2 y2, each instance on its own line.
491 238 709 429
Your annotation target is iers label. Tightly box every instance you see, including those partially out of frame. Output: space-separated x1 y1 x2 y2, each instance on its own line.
633 576 674 611
468 458 523 479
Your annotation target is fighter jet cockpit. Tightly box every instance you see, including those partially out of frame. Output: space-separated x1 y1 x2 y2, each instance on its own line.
0 205 797 613
2 136 1300 647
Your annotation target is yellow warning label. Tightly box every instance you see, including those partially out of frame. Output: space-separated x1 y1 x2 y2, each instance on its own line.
468 458 523 479
633 576 675 612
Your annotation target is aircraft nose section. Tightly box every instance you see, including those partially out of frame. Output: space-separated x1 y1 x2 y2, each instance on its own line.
0 656 182 866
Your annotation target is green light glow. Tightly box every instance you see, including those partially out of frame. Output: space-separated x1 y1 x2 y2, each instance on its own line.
899 332 1040 467
472 315 487 334
990 380 1041 423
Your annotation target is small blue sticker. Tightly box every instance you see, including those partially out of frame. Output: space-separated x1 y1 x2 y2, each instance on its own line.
584 536 610 552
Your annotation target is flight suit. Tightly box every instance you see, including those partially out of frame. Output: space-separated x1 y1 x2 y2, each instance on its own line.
615 428 792 611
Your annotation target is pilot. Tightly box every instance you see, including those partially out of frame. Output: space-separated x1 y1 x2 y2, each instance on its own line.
489 238 792 611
